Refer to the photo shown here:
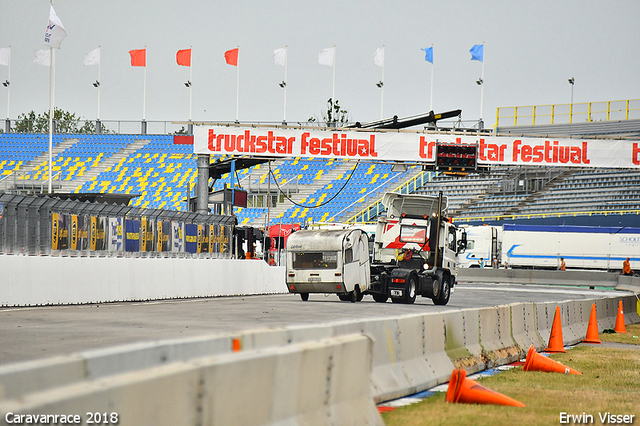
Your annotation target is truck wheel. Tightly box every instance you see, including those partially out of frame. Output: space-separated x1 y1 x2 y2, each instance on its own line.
300 293 309 301
404 276 417 304
350 286 361 303
433 279 450 305
338 293 351 302
373 293 388 303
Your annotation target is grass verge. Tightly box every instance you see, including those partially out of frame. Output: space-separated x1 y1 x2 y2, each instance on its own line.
382 324 640 426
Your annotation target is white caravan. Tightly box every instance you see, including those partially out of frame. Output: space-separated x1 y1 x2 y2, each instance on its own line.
286 228 370 302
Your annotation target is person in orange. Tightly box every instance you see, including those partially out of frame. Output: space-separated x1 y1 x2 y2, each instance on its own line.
560 257 566 271
622 257 632 276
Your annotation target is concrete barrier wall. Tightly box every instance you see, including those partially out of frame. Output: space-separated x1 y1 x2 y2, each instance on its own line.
457 268 629 288
1 294 638 422
0 256 286 306
3 253 637 307
0 335 382 426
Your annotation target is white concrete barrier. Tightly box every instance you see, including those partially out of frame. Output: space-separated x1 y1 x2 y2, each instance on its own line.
510 302 545 351
622 297 640 324
1 294 638 420
0 335 233 400
444 309 486 373
477 305 519 364
0 256 286 306
0 335 382 426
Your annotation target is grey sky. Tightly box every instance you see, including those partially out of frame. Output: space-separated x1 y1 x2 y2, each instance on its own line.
1 0 639 127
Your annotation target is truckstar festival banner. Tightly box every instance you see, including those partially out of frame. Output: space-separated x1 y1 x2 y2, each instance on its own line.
193 126 640 168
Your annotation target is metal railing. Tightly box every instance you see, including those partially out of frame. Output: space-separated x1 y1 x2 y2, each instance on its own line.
1 170 63 193
0 193 233 258
452 208 640 224
1 118 492 136
496 99 640 127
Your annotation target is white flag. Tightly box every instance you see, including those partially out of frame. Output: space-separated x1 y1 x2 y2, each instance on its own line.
44 5 67 49
83 47 100 66
33 49 51 66
0 48 10 67
373 47 384 67
273 48 286 66
318 47 335 67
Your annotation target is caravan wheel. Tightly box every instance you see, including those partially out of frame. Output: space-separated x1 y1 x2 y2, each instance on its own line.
350 286 361 303
300 293 309 301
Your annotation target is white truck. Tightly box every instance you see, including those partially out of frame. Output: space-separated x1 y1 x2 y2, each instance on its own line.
285 192 466 305
459 224 640 272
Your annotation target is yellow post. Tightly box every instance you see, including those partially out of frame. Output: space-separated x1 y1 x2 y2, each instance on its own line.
626 100 630 120
532 105 536 125
514 106 518 126
588 102 592 122
570 103 573 123
551 104 555 124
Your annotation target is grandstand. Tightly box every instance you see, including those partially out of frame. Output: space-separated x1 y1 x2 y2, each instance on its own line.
1 101 639 227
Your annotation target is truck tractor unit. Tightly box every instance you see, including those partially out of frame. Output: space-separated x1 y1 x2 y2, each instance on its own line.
367 192 465 305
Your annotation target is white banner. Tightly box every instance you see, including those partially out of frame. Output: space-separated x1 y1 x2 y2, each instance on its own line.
193 126 640 169
108 217 122 252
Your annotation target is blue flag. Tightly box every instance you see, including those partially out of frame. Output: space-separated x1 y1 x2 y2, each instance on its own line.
421 47 433 64
470 44 483 62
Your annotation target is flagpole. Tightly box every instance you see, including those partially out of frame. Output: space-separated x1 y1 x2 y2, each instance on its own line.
283 46 287 123
480 47 485 127
189 46 193 122
331 45 336 104
6 46 10 127
48 47 55 193
143 47 147 122
380 50 384 120
235 45 240 122
97 46 101 121
429 45 434 112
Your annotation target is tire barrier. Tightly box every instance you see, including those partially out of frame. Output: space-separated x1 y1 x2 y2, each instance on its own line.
1 295 638 424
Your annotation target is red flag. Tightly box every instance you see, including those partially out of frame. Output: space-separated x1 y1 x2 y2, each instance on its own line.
177 49 191 67
129 49 146 67
225 48 239 66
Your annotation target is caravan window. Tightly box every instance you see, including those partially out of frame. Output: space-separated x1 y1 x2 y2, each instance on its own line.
345 247 354 263
292 252 338 269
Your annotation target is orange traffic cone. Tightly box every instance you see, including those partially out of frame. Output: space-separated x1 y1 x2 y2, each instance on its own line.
614 300 627 333
545 306 566 353
445 369 525 407
583 303 602 344
523 345 581 375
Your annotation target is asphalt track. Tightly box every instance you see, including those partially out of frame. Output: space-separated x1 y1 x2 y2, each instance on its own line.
0 283 627 366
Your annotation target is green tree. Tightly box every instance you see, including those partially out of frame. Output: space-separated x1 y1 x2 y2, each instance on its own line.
308 98 350 127
14 108 100 134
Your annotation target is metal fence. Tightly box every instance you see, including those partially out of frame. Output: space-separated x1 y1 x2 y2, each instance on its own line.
496 99 640 127
0 194 234 258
